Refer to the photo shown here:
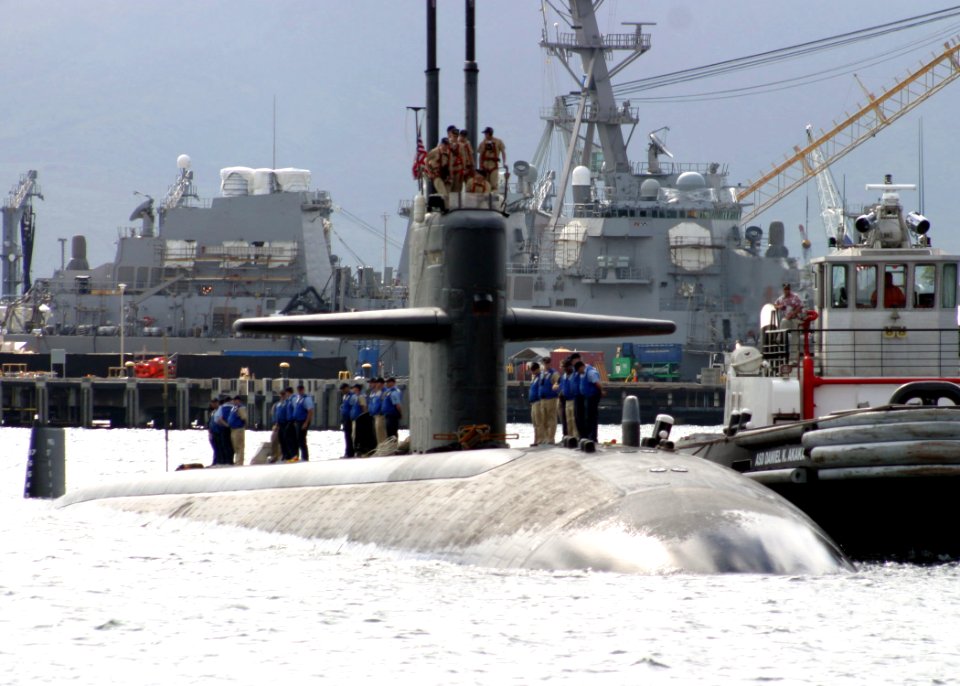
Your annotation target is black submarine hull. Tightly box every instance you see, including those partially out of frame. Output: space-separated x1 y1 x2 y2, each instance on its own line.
57 445 849 574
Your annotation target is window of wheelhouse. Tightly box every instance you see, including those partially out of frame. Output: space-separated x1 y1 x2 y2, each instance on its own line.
914 264 936 308
855 264 876 309
943 263 958 309
882 264 906 308
830 265 848 308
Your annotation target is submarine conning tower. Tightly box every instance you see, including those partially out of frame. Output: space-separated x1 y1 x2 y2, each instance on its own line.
232 0 676 451
402 202 675 451
408 207 508 450
233 200 675 452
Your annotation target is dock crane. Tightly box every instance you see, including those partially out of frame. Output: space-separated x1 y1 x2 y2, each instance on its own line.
1 170 43 299
738 36 960 226
804 124 849 248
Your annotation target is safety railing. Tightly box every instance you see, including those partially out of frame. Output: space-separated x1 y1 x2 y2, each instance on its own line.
761 326 960 377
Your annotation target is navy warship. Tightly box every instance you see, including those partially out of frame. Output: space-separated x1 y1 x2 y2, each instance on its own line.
488 1 802 379
0 159 408 372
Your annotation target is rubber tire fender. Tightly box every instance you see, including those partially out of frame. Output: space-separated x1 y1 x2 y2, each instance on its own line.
889 380 960 406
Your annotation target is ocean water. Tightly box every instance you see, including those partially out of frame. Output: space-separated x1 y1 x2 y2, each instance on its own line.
1 425 958 685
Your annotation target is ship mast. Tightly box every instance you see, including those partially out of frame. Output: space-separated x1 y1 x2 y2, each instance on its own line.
539 0 650 219
2 170 43 298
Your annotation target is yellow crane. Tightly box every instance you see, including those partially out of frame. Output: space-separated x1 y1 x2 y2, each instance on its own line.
737 37 960 226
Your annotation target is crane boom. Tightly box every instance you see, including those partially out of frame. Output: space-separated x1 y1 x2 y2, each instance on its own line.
2 171 43 299
805 124 848 246
738 37 960 225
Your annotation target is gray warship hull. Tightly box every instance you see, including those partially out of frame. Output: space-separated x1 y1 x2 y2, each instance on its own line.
1 162 408 376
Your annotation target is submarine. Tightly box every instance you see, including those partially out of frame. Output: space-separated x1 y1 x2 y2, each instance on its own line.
57 201 850 573
55 1 850 575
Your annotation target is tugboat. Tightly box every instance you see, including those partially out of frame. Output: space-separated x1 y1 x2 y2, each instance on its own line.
678 176 960 560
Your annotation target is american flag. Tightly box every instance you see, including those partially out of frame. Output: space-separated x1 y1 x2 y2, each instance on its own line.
411 134 427 180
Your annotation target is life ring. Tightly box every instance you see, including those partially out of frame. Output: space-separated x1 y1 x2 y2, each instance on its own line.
889 381 960 406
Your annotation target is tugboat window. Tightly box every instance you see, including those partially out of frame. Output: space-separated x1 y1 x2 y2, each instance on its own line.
855 265 876 309
831 265 848 308
914 264 936 309
882 264 906 308
942 264 957 309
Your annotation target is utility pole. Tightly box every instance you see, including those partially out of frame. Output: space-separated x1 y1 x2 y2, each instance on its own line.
118 283 126 374
382 212 389 275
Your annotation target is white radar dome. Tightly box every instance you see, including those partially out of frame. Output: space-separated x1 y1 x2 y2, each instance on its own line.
640 178 661 199
571 165 591 186
177 154 192 170
676 171 706 190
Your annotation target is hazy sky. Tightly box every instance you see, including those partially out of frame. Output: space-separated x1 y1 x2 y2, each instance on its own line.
3 1 959 280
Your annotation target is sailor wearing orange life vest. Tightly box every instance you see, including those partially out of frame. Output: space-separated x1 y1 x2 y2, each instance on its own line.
424 137 453 196
457 129 475 185
479 126 507 189
446 125 465 193
464 168 491 194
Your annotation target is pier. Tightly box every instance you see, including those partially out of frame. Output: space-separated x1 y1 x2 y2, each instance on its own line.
1 374 724 430
0 375 351 430
506 380 723 425
0 350 354 430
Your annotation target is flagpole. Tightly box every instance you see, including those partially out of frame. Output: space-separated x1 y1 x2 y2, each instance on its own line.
408 105 425 192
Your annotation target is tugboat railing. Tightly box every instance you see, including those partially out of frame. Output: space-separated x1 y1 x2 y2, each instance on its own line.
761 326 960 377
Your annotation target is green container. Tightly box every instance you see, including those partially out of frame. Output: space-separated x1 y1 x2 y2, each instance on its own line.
610 356 634 380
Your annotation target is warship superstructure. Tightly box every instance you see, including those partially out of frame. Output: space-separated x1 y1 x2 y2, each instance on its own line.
486 1 801 378
0 157 408 372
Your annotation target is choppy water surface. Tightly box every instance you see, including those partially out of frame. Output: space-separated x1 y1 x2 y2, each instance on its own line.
1 426 958 685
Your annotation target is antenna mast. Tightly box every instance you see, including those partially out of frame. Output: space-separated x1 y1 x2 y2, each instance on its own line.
464 0 479 156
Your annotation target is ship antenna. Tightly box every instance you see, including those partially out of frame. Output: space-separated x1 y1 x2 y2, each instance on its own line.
464 0 478 157
407 106 426 193
918 117 925 214
426 0 439 152
272 94 277 169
